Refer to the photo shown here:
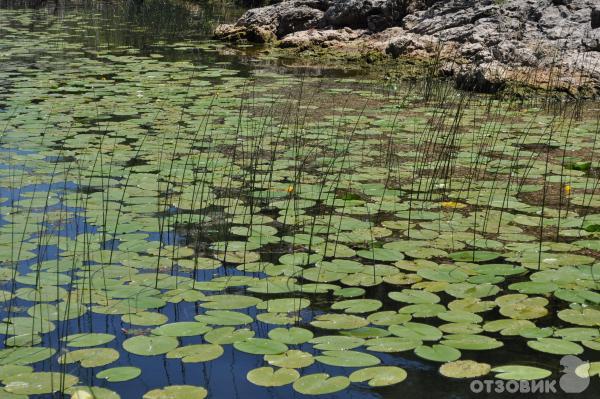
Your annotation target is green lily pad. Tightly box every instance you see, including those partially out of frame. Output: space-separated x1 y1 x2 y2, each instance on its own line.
246 367 299 387
96 367 142 382
311 314 368 330
389 322 442 341
4 372 78 395
439 360 491 378
143 385 207 399
309 335 365 350
292 373 350 395
204 327 255 344
0 347 56 365
557 308 600 327
491 365 552 380
441 333 504 350
315 350 380 367
268 327 313 344
233 338 288 355
449 251 501 262
331 299 382 313
122 336 179 356
200 294 261 310
152 322 211 337
389 289 440 304
527 338 584 355
575 361 600 378
414 344 461 362
256 298 310 313
62 333 116 348
58 348 119 368
166 343 224 363
122 312 168 326
194 310 253 326
349 366 407 386
264 350 315 368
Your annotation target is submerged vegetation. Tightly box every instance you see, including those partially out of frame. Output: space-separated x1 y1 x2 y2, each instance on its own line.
0 0 599 398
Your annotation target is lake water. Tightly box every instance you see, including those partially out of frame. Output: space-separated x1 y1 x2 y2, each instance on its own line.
0 1 599 398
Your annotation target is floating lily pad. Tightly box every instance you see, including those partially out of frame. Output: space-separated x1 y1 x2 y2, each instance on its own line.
166 344 224 363
331 299 382 313
194 310 253 326
311 314 368 330
292 373 350 395
233 338 288 355
449 251 501 262
96 367 142 382
527 338 583 355
264 350 315 369
58 348 119 368
122 312 168 326
204 327 255 344
0 347 56 365
122 336 179 356
62 333 116 348
439 360 491 378
316 350 380 367
143 385 207 399
247 367 299 387
152 322 211 337
491 365 552 380
557 308 600 327
414 344 461 362
349 366 407 386
268 327 313 344
389 322 442 341
4 372 78 395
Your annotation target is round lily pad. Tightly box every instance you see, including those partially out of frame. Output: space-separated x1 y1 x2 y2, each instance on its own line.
311 314 368 330
58 348 119 368
143 385 207 399
264 350 315 369
527 338 584 355
414 344 461 362
122 336 179 356
152 322 211 337
439 360 491 378
349 366 407 386
268 327 313 344
233 338 288 355
315 350 380 367
491 365 552 380
166 344 224 363
247 367 299 387
96 367 141 382
4 372 78 395
292 373 350 395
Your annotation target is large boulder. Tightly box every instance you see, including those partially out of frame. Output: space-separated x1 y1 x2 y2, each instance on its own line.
215 0 328 41
324 0 433 31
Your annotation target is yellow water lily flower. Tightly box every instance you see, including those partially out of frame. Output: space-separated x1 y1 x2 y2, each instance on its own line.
286 185 294 194
565 185 572 195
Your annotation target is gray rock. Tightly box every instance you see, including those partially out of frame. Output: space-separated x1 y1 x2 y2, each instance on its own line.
224 0 328 39
324 0 406 30
215 0 600 95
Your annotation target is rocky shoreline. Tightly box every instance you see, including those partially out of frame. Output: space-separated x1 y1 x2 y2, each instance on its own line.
215 0 600 95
